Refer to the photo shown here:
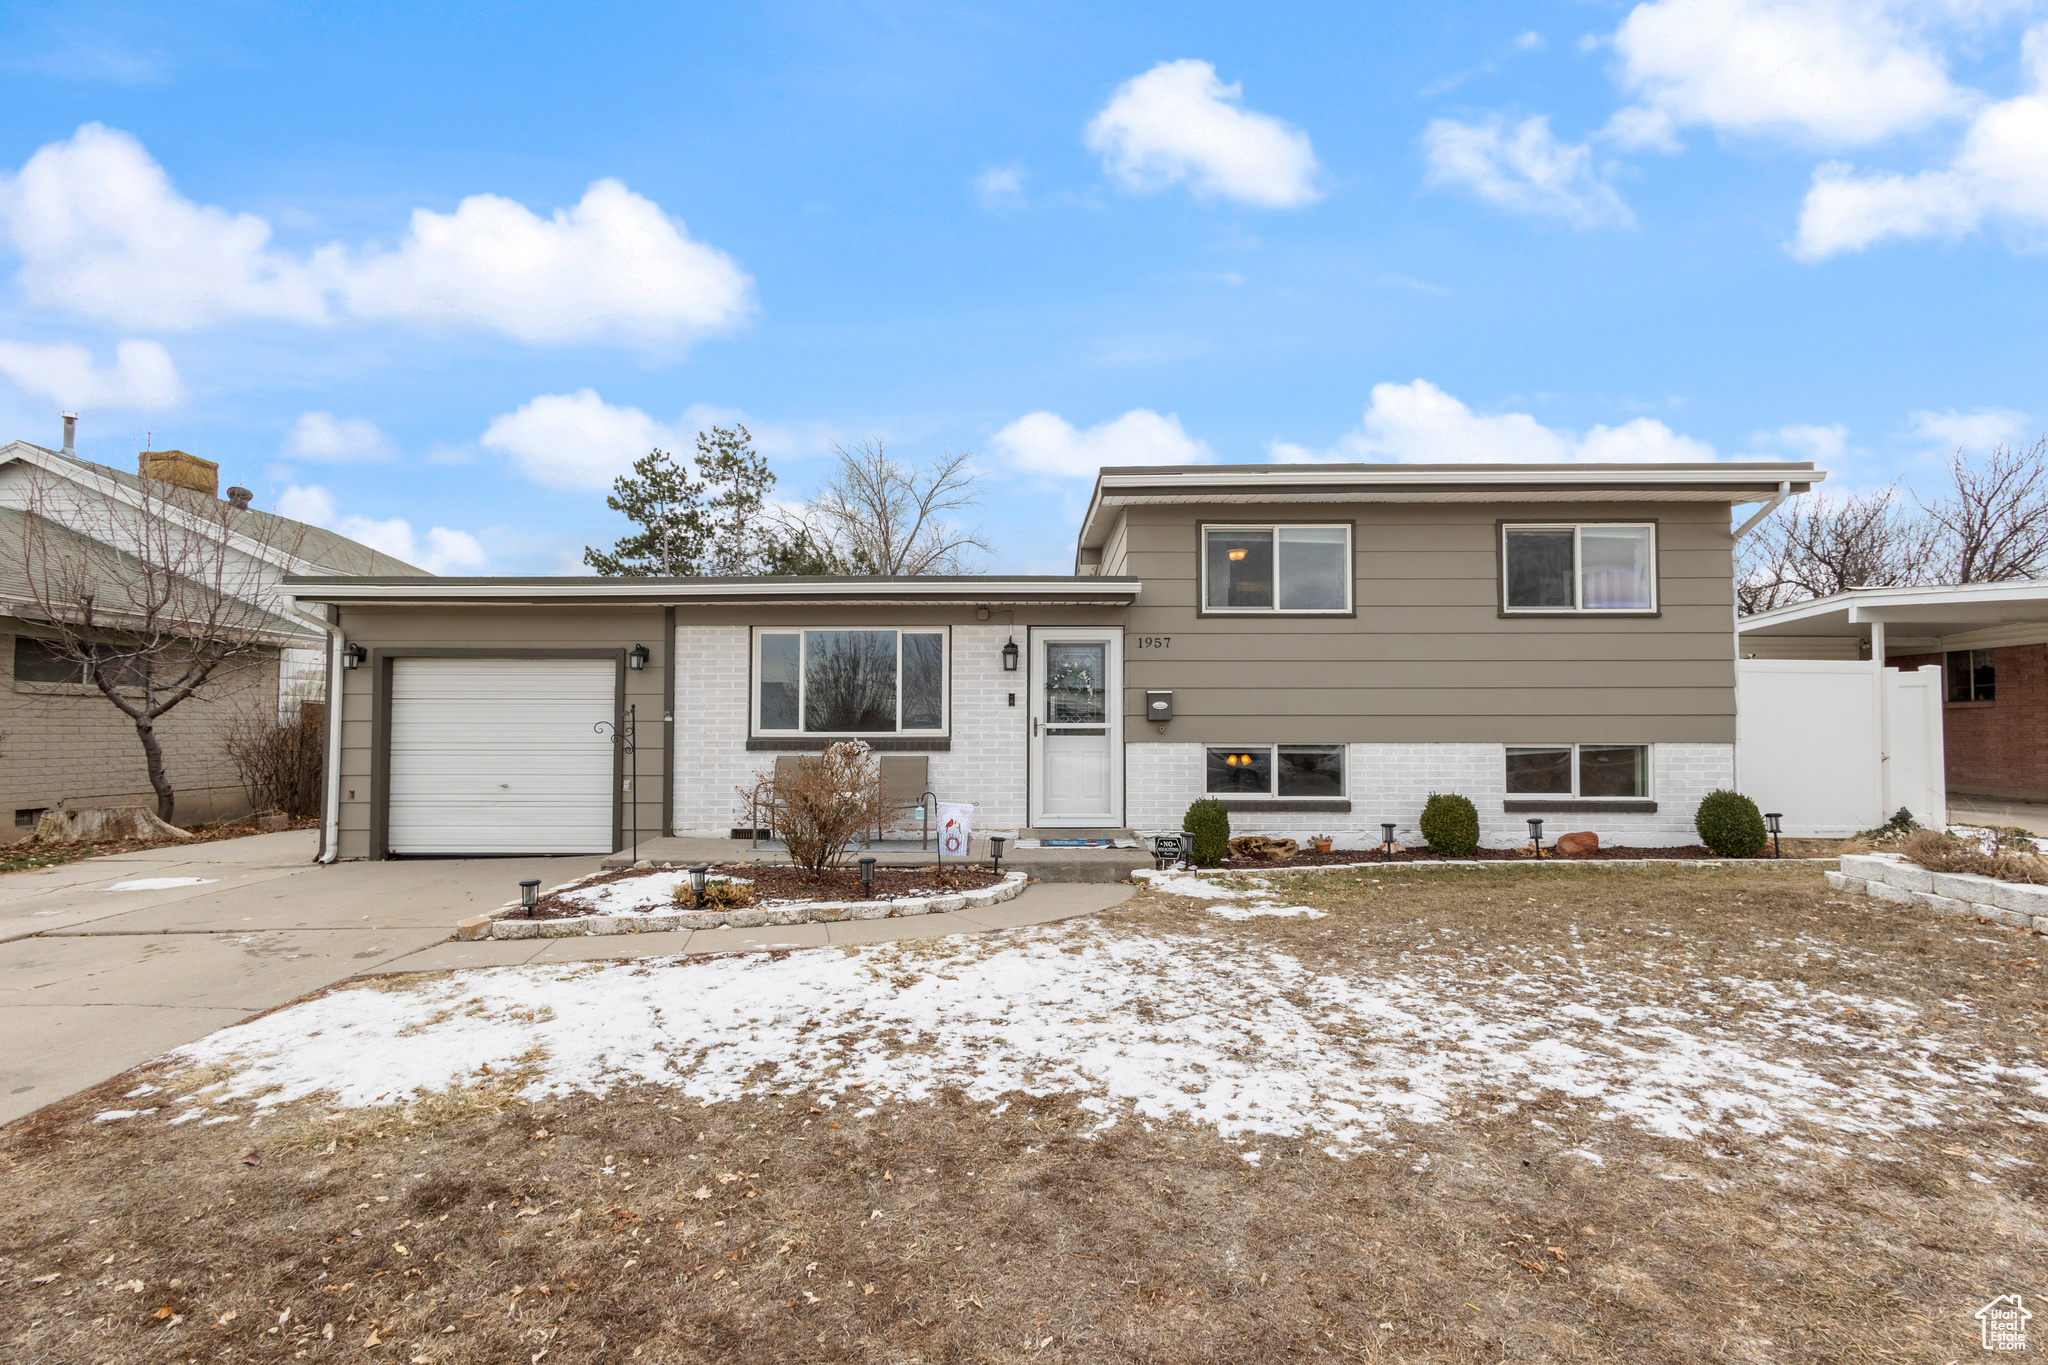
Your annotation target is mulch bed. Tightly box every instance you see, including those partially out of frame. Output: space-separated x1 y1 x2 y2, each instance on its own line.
1217 844 1751 869
527 862 1006 920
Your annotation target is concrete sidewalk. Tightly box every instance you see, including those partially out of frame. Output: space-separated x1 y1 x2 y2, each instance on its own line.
0 834 1132 1126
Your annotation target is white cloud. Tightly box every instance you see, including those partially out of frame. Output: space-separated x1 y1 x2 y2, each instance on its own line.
480 389 683 491
1604 0 1973 149
1423 116 1634 226
1906 405 2035 450
1750 422 1852 461
1085 60 1322 209
991 409 1212 479
339 180 754 344
1514 31 1546 50
974 165 1026 209
281 411 397 463
277 483 485 573
1274 379 1720 463
0 337 180 408
1790 25 2048 257
0 124 328 329
0 124 754 344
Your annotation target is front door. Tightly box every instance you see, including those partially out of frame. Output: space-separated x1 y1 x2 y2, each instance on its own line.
1028 627 1122 827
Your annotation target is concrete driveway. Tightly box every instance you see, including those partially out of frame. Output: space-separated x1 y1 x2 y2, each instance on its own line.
0 832 608 1126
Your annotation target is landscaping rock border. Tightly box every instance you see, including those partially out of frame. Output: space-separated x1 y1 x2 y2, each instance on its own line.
1142 856 1839 879
456 870 1030 940
1829 852 2048 932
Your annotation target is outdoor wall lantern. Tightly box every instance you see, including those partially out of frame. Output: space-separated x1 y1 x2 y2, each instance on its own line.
988 835 1007 874
628 643 650 671
341 644 366 671
1001 638 1019 672
1765 812 1783 859
1527 818 1544 857
689 864 709 900
859 856 877 898
520 878 540 918
1381 822 1397 862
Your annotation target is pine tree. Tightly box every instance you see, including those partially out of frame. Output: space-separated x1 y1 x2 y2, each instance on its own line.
582 447 704 577
694 424 775 575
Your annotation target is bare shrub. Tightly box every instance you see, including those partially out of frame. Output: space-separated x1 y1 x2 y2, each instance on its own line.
224 700 324 818
737 740 895 871
1898 827 2048 884
673 878 760 910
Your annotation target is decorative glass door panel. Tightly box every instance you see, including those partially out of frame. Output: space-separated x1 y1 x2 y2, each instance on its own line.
1029 632 1121 826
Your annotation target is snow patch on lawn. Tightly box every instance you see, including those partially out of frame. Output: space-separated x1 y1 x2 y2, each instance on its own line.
165 920 2045 1153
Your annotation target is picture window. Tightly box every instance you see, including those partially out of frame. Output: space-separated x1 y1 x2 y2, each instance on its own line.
753 629 948 735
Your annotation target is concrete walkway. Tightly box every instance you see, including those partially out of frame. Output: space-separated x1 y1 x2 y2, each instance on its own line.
0 832 1131 1126
1949 795 2048 838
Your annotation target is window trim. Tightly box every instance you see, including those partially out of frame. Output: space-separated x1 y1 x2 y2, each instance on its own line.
1203 743 1350 801
748 626 952 739
1497 519 1660 617
1503 742 1654 803
1197 521 1356 616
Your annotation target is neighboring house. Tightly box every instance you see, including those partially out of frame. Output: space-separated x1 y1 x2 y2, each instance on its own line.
1739 580 2048 805
0 420 422 838
285 461 1818 861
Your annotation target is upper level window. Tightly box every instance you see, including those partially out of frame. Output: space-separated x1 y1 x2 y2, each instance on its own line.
13 637 87 684
1946 648 1994 703
1203 525 1351 612
1502 523 1656 613
754 628 947 735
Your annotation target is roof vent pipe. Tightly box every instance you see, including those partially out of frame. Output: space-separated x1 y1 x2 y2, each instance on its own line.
226 486 253 510
61 411 76 456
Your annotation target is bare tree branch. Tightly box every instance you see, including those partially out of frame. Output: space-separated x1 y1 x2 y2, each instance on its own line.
1917 438 2048 584
9 467 307 822
1736 483 1935 614
783 440 992 575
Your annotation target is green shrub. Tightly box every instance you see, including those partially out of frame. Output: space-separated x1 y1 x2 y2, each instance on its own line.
1183 798 1230 867
1695 789 1768 858
1418 792 1480 858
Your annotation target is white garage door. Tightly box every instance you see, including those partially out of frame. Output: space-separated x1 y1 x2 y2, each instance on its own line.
388 658 616 855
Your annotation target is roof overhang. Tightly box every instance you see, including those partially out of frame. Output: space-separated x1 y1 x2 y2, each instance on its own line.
1077 462 1822 551
1738 580 2048 639
281 574 1142 608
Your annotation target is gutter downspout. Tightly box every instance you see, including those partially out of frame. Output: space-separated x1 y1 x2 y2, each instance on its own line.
1732 481 1792 541
290 601 347 864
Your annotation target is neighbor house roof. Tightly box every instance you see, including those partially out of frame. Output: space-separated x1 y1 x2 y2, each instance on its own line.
1076 461 1824 552
281 574 1143 607
0 441 425 576
1737 580 2048 640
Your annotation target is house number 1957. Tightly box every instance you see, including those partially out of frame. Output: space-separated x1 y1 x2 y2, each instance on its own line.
1133 636 1171 649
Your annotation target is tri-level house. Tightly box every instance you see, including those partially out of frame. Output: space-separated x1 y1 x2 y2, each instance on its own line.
284 461 1821 860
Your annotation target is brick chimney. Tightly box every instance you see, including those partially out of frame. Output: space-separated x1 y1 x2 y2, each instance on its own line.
138 449 219 497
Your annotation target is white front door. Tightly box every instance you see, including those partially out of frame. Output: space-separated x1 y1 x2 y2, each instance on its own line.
1027 627 1122 827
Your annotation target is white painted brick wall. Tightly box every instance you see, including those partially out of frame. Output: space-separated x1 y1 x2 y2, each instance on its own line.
1123 741 1734 849
670 624 1029 837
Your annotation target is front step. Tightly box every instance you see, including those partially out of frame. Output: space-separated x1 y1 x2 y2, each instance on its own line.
1015 827 1137 843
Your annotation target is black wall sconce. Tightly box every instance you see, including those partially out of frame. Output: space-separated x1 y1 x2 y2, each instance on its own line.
341 643 366 671
1001 638 1019 672
628 643 650 671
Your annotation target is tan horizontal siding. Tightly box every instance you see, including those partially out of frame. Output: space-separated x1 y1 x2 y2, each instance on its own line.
1129 659 1730 690
1119 632 1732 662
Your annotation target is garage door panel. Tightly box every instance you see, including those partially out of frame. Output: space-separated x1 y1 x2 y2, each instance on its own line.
388 658 616 856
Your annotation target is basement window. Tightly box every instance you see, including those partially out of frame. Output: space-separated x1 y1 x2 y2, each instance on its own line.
15 808 46 829
1945 648 1994 703
1506 744 1650 799
1205 745 1346 797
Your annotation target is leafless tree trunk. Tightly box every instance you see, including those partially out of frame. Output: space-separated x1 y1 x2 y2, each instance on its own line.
10 467 305 822
783 440 991 575
1918 438 2048 584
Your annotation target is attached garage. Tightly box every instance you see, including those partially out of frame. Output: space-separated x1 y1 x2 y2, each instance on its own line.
385 656 619 855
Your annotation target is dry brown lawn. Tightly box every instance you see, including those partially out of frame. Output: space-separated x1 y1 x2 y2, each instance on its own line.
1 864 2042 1364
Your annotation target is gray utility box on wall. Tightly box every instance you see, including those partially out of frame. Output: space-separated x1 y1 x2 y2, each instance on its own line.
1145 691 1174 722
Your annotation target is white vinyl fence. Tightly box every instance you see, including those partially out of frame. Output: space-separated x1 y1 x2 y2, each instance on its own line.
1735 660 1946 837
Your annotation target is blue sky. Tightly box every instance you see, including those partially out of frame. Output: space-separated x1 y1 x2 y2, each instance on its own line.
0 0 2043 574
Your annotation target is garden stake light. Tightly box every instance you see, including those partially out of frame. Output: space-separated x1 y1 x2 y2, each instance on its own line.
1527 818 1544 858
1381 822 1396 862
689 864 709 906
859 856 876 898
520 879 540 917
1766 812 1783 859
988 835 1006 873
